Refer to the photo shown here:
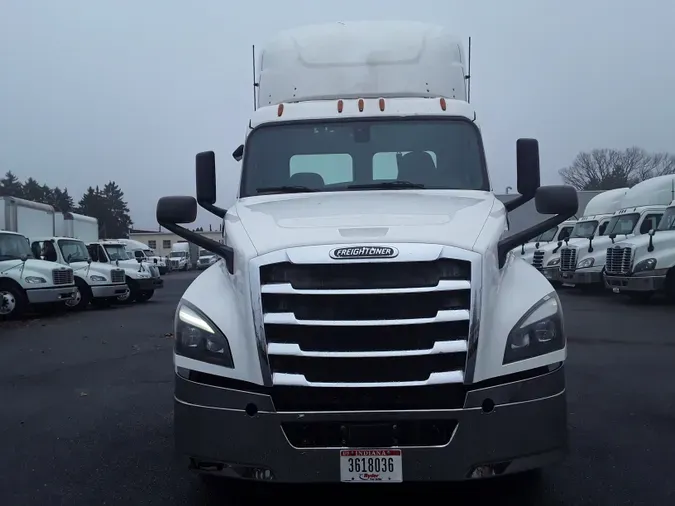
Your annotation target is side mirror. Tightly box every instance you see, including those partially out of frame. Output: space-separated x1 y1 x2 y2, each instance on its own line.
195 151 227 219
534 185 578 216
516 138 541 198
156 196 198 224
503 138 542 212
232 144 244 162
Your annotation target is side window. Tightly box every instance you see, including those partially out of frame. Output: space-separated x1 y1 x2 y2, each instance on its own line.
148 240 157 249
134 250 144 259
598 221 609 236
640 214 662 234
97 245 108 262
373 151 438 180
87 245 99 262
289 154 353 186
559 227 573 241
31 241 43 260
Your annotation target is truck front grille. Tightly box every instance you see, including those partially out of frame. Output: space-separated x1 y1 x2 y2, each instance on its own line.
52 269 74 285
111 269 125 284
606 246 632 275
259 257 472 412
532 251 545 270
559 247 577 272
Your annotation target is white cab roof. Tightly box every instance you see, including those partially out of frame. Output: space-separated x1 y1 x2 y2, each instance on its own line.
581 187 629 217
257 21 467 107
618 174 675 209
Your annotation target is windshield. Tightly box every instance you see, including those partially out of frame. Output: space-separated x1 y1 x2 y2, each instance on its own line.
199 249 210 256
537 226 559 242
657 207 675 231
104 244 129 261
604 213 639 236
570 220 598 239
57 239 90 263
144 249 155 256
0 233 33 261
240 119 489 197
170 251 186 258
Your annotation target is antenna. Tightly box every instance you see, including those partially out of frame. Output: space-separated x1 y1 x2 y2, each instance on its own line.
465 36 472 103
252 45 258 111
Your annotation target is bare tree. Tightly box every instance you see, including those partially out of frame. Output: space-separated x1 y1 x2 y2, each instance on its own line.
559 147 675 190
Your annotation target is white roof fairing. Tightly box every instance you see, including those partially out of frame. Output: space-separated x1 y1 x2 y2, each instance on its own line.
257 21 468 107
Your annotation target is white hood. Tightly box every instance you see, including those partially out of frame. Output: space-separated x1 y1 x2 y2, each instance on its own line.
233 190 497 255
0 259 71 284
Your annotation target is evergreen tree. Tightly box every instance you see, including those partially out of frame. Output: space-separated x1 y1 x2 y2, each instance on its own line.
0 171 23 197
78 182 133 238
49 187 75 212
22 178 47 202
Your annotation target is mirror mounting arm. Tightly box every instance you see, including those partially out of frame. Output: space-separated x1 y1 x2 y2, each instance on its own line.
199 201 227 219
159 221 234 273
504 194 532 213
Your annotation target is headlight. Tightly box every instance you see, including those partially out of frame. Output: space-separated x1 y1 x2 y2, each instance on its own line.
503 292 565 365
633 258 656 273
24 276 47 284
577 257 594 269
90 275 107 282
174 302 233 368
547 257 560 266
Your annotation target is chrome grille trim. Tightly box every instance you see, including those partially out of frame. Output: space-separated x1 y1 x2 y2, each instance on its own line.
559 247 577 272
52 268 74 285
605 246 633 275
532 250 545 270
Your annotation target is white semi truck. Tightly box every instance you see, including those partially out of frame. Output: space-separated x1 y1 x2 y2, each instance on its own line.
1 197 77 318
557 175 674 288
156 21 578 484
169 241 199 271
604 196 675 302
30 236 128 309
115 238 168 275
534 188 628 283
512 219 576 262
86 240 164 302
197 248 217 270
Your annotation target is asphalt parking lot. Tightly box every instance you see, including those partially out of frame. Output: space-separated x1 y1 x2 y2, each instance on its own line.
1 272 674 505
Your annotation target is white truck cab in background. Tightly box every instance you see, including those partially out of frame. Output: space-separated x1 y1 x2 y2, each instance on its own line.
535 188 628 283
559 175 675 288
197 248 217 269
86 240 164 302
1 196 77 319
155 21 578 484
512 219 576 263
169 241 199 271
605 196 675 301
30 236 128 309
115 238 168 274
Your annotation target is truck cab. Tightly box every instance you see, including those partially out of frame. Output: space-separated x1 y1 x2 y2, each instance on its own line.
558 175 675 288
534 188 628 283
30 236 128 309
604 198 675 301
115 238 168 274
197 248 217 269
155 21 578 484
0 230 77 319
86 240 163 302
169 242 191 271
513 219 576 262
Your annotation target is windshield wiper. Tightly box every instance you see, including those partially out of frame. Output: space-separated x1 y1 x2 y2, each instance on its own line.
256 186 318 194
347 181 425 190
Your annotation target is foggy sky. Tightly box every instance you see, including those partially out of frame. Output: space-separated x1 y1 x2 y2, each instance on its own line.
2 0 674 229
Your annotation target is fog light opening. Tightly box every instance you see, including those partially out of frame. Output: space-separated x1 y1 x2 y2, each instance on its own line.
481 398 495 414
245 403 258 417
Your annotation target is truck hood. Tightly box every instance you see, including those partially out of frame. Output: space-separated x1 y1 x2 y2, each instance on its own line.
0 259 70 279
70 261 120 279
234 190 497 255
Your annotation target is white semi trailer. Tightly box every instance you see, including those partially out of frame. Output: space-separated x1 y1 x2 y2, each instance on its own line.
156 21 578 485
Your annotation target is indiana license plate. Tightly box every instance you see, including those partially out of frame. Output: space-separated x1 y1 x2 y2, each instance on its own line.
339 449 402 482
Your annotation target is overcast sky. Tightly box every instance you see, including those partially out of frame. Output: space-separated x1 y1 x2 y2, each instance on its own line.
2 0 674 230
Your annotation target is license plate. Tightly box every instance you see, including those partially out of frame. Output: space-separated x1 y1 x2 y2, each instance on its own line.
562 272 571 279
340 449 402 482
612 287 620 293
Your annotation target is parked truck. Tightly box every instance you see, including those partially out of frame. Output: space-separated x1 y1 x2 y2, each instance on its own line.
533 188 628 284
197 248 217 270
558 175 674 289
512 219 576 262
1 196 76 318
604 195 675 302
55 211 99 242
115 238 168 275
169 241 199 271
86 240 163 302
156 21 578 485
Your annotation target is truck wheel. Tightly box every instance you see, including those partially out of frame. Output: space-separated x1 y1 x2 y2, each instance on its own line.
0 283 27 320
118 278 138 304
135 290 154 302
65 279 92 311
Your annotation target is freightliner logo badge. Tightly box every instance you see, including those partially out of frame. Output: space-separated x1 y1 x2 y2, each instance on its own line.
329 246 399 260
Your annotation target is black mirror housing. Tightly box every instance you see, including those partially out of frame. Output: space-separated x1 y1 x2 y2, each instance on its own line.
516 138 541 198
196 151 217 205
156 196 198 224
232 144 244 162
534 185 578 216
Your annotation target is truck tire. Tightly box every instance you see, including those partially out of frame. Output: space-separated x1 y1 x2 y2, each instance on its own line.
118 277 138 304
65 278 92 311
0 282 27 320
135 290 154 302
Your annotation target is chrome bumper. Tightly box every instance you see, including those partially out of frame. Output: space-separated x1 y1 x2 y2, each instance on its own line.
559 269 603 285
91 283 129 298
541 267 561 282
604 274 667 292
175 365 567 483
25 285 77 304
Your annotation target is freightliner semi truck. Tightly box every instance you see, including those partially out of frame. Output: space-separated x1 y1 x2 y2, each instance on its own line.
156 21 578 484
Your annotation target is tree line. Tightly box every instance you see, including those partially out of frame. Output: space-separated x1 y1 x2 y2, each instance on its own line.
0 171 133 238
559 147 675 191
